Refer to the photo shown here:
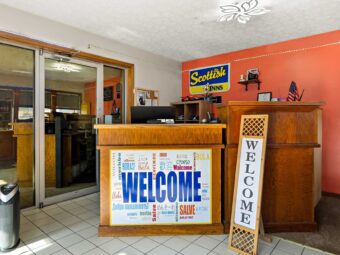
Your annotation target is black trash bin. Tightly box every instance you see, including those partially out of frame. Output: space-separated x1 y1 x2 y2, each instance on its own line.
0 183 20 251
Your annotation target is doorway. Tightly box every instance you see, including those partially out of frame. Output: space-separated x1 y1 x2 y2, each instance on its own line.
38 53 103 206
0 39 129 208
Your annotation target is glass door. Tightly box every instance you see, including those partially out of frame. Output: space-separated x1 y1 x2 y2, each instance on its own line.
39 52 103 206
0 43 36 208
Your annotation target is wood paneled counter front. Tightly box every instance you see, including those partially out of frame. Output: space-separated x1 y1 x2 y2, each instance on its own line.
217 101 323 233
94 124 226 236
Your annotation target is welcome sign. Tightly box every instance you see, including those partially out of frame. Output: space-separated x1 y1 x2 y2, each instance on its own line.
110 149 211 225
234 138 263 230
229 115 268 255
189 64 230 94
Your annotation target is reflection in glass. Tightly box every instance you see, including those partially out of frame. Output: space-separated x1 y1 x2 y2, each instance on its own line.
103 66 125 123
0 43 35 208
44 58 97 198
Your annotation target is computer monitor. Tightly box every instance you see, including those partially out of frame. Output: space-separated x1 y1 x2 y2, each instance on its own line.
131 106 176 124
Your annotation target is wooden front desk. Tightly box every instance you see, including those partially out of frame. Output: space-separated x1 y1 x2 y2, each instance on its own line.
95 124 226 236
218 101 323 233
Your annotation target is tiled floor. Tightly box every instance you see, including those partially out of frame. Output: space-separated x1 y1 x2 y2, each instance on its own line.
0 193 333 255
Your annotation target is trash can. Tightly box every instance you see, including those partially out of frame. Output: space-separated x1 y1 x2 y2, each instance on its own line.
0 183 20 251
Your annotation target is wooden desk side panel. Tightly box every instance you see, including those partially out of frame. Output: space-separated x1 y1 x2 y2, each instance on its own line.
219 105 319 145
225 147 315 232
100 148 111 226
97 127 222 145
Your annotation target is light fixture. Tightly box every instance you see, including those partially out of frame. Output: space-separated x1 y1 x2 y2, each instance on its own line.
219 0 270 24
53 62 81 73
11 70 32 74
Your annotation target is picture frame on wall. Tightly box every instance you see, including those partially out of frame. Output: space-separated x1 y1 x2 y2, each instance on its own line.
104 86 113 101
116 83 121 92
247 68 259 80
257 92 272 102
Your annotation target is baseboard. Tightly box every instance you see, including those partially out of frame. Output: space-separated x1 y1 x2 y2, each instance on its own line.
322 191 340 198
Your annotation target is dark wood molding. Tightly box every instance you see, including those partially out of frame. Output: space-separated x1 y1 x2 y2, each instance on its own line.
322 191 340 198
99 224 224 236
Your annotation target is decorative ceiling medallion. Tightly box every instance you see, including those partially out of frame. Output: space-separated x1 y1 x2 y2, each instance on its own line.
219 0 270 24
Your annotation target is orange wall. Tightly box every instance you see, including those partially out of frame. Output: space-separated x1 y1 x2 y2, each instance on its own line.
84 77 122 116
182 30 340 194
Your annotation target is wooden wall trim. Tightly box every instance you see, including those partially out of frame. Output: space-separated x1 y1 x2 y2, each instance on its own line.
0 30 135 123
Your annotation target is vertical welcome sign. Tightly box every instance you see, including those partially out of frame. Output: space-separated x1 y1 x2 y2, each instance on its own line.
229 115 269 255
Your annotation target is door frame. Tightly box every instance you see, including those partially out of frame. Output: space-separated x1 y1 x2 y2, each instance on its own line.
38 51 102 206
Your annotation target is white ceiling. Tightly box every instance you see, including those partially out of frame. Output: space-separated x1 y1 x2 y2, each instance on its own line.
0 0 339 61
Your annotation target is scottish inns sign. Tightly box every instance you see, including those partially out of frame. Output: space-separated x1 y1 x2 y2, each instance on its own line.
189 64 230 94
110 149 211 225
234 138 263 230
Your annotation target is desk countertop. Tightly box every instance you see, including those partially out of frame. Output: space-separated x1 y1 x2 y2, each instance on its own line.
94 123 226 129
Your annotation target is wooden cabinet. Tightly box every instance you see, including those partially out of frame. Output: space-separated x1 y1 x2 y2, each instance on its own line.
218 101 323 233
0 130 15 161
95 124 226 236
171 101 212 123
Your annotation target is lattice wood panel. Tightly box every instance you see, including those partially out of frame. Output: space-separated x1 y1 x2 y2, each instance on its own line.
228 115 269 255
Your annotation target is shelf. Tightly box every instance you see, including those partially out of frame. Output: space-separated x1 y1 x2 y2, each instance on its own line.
238 79 261 91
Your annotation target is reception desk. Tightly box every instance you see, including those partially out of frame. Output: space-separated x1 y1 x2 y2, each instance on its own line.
95 124 226 236
218 101 323 232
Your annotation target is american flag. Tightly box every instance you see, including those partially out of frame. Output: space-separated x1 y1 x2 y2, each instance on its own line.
287 81 300 101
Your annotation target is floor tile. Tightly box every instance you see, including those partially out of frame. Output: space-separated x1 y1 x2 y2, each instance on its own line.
276 240 304 255
77 211 97 220
194 236 221 250
32 242 63 255
302 247 328 255
85 216 100 226
47 227 73 241
43 206 65 216
57 215 81 226
78 226 98 239
178 235 201 242
100 238 128 255
20 228 46 242
163 236 191 252
118 236 144 245
25 235 54 250
75 199 93 207
212 243 238 255
83 248 109 255
113 246 143 255
67 240 96 255
66 206 88 215
30 216 56 227
131 237 159 253
181 243 210 255
258 242 275 255
40 221 64 234
260 236 280 247
26 212 49 221
56 233 84 248
20 222 37 233
148 235 173 243
271 249 292 255
207 235 227 242
68 221 92 232
52 212 74 222
148 244 177 255
22 208 41 216
53 248 72 255
88 236 113 246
